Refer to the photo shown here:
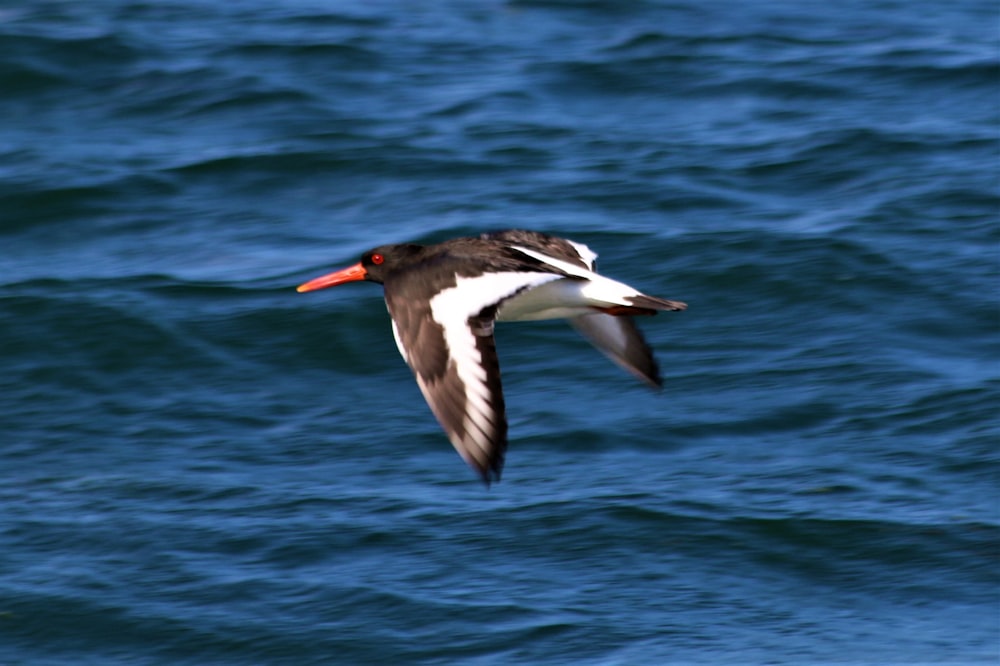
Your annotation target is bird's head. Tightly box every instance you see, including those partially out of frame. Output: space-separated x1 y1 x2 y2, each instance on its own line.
297 243 423 291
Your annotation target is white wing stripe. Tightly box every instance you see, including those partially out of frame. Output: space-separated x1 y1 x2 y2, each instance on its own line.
512 244 604 278
429 271 563 454
512 245 643 306
566 239 598 270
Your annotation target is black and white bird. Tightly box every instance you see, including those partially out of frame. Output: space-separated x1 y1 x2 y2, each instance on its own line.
297 229 686 485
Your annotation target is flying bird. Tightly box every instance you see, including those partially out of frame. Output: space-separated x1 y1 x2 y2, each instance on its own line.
297 229 686 485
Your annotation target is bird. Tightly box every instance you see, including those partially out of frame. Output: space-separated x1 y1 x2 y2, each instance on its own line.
297 229 686 485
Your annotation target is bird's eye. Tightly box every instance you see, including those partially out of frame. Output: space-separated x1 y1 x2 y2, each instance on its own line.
371 253 384 265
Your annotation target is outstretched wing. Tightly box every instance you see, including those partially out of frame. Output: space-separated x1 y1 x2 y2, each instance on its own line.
569 313 663 388
385 269 563 485
491 233 685 388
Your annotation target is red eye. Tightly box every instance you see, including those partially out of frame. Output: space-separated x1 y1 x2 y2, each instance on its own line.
371 253 384 265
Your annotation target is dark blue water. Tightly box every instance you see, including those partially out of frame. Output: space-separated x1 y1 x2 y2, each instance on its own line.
2 1 998 663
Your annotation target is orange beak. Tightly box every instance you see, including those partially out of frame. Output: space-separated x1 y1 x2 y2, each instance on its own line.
296 262 368 293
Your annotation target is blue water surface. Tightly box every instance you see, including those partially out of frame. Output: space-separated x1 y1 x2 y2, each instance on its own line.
1 1 998 663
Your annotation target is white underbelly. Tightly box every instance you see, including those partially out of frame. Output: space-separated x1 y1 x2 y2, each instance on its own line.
497 280 599 321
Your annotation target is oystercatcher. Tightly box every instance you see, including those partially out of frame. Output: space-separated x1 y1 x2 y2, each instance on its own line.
297 229 686 485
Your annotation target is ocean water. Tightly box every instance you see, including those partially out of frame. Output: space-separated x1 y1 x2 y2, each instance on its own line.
1 1 998 663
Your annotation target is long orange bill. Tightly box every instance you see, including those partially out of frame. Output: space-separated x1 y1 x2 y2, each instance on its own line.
296 262 368 292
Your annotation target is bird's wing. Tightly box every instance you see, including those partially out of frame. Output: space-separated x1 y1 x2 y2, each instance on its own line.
503 241 684 388
569 313 663 388
480 229 598 270
385 270 564 485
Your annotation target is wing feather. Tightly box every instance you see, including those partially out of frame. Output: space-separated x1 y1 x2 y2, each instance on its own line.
385 270 562 484
570 313 663 388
